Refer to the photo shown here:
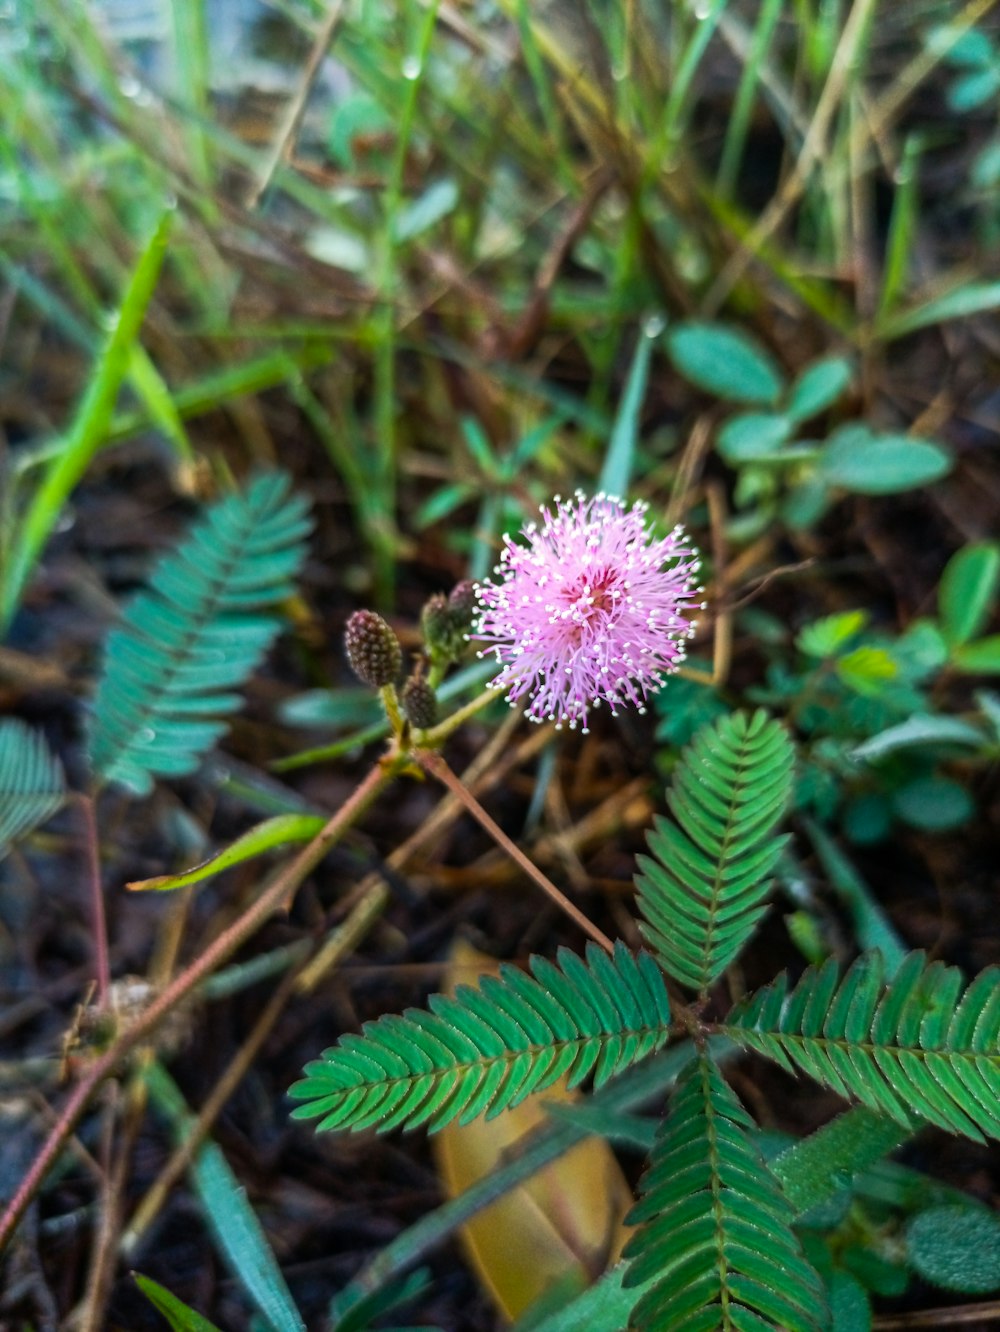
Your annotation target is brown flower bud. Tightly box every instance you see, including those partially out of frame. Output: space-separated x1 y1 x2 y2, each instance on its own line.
344 610 402 687
401 675 438 728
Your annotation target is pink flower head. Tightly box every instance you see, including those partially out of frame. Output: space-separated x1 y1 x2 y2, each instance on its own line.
473 492 702 732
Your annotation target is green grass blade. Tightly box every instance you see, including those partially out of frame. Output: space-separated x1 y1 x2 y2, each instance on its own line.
1 205 174 633
145 1061 306 1332
597 317 661 500
133 1275 223 1332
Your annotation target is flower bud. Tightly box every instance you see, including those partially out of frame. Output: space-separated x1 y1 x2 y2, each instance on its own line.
420 593 452 651
401 675 438 728
447 579 478 630
344 610 402 687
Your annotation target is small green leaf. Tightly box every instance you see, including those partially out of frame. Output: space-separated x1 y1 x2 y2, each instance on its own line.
952 635 1000 674
0 719 66 854
133 1275 223 1332
786 357 853 423
842 794 892 846
939 543 1000 646
667 321 785 404
819 427 951 495
396 178 459 242
716 411 792 462
891 619 949 682
949 66 1000 112
852 715 985 762
828 1269 872 1331
127 814 327 892
907 1205 1000 1294
797 610 868 658
782 475 834 530
929 24 994 66
892 776 973 831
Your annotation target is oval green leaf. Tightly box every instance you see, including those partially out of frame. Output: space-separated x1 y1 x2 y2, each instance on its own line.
939 542 1000 646
892 776 973 831
717 412 792 462
952 635 1000 674
819 428 951 495
786 356 853 424
907 1205 1000 1294
668 321 785 405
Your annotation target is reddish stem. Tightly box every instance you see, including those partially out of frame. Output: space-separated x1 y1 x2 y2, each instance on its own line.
0 760 392 1254
415 749 614 954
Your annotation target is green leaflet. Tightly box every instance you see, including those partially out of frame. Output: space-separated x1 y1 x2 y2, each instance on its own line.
132 1276 223 1332
723 951 1000 1142
634 710 794 993
288 942 672 1134
127 813 327 891
88 471 311 795
623 1052 828 1331
0 718 66 854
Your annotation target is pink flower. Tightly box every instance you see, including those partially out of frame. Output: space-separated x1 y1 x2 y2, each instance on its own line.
473 492 702 732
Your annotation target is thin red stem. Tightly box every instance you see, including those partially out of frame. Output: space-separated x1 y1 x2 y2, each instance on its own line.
0 760 392 1254
415 749 614 954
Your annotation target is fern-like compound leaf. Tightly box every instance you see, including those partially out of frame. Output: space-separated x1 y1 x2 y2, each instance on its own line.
623 1052 828 1332
634 710 794 994
88 472 311 795
0 719 66 853
288 942 671 1134
723 951 1000 1142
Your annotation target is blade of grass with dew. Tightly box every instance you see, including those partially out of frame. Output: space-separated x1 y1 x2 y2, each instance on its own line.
144 1061 306 1332
597 317 662 500
169 0 213 197
877 133 923 319
1 205 174 633
371 0 443 607
647 0 728 175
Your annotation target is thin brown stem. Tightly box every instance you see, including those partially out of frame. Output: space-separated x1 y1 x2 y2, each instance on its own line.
0 760 392 1254
415 749 615 954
